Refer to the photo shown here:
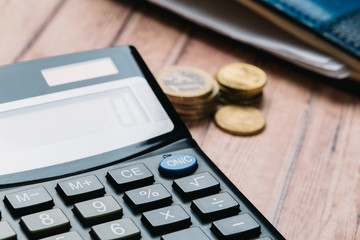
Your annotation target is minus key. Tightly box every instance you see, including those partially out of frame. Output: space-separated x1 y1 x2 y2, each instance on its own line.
211 213 261 239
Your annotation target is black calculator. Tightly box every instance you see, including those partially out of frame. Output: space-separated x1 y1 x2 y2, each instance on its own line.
0 46 285 240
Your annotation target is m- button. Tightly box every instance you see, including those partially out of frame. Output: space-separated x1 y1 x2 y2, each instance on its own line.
56 175 105 203
4 187 54 216
107 163 154 191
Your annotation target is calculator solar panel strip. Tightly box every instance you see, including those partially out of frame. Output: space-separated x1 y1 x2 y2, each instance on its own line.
0 46 285 240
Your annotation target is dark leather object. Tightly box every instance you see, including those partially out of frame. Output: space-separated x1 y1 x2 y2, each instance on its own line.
259 0 360 59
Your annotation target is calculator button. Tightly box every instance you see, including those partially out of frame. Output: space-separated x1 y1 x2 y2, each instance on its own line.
107 163 154 191
123 184 172 212
211 213 261 239
173 172 220 200
40 231 83 240
73 196 123 226
191 192 239 221
141 205 191 234
90 218 141 240
0 221 16 240
4 187 54 216
56 175 105 203
20 208 71 239
159 154 198 177
161 227 210 240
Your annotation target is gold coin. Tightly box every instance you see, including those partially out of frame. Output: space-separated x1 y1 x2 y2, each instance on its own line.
156 65 214 99
214 105 266 135
219 92 263 105
168 80 219 105
219 85 261 98
180 112 213 121
174 106 217 116
173 101 217 111
216 63 266 92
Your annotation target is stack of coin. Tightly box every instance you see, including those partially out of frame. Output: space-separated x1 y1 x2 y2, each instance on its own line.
215 63 266 105
155 65 219 121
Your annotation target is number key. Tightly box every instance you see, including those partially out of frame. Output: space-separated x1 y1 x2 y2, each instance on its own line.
73 196 123 225
20 208 70 239
40 231 83 240
90 218 141 240
161 227 210 240
0 221 16 240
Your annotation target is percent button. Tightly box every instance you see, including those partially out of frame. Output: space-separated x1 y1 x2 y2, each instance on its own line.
123 184 172 212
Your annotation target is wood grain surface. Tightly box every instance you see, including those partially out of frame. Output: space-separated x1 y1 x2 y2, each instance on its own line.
1 0 359 239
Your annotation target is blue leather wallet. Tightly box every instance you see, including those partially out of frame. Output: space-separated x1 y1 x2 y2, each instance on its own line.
238 0 360 72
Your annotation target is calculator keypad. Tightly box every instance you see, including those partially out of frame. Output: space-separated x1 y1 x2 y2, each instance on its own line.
173 172 220 200
73 196 123 226
0 151 277 240
211 213 261 239
90 218 141 240
20 208 71 238
141 205 191 234
191 192 240 221
4 187 54 216
107 164 154 191
161 227 210 240
123 184 172 212
0 221 16 240
40 231 84 240
56 175 105 203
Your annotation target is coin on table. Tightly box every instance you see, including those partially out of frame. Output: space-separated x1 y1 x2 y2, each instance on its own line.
214 105 266 135
215 62 267 92
156 65 214 100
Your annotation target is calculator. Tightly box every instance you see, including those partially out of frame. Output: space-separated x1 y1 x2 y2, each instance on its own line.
0 46 285 240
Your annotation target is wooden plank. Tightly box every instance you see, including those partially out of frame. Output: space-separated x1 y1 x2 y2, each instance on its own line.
276 88 360 239
172 29 320 227
0 0 62 65
18 0 134 61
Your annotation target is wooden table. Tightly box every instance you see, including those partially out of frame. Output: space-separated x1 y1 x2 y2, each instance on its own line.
1 1 359 239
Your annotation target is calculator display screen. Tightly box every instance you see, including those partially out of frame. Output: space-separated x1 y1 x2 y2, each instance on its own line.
0 77 174 175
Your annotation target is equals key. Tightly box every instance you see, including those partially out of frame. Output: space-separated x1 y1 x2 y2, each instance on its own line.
4 187 54 216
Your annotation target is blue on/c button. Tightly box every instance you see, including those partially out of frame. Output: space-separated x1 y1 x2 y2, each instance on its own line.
159 154 198 177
